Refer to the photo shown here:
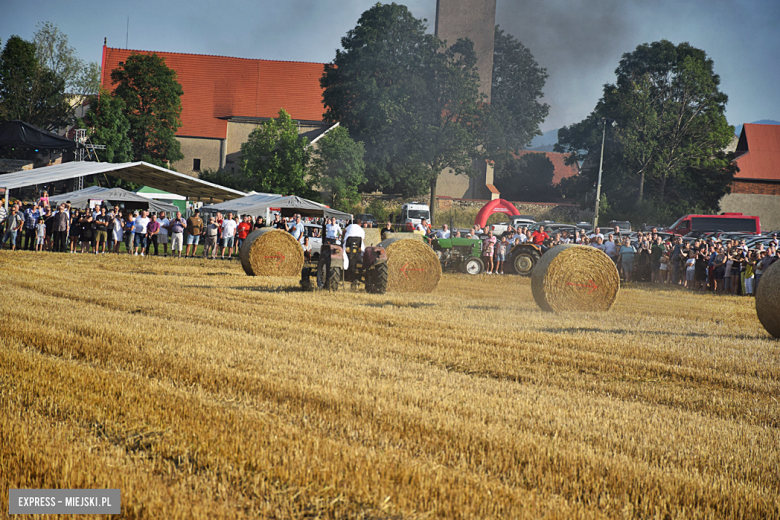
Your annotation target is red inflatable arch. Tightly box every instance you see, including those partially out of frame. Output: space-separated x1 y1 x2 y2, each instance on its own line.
474 199 520 228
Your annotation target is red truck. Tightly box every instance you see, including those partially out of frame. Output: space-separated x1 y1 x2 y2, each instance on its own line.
663 213 761 236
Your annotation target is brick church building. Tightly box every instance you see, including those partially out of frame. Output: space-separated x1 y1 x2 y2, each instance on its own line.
721 123 780 230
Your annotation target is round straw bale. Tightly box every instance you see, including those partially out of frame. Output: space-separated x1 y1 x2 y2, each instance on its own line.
381 232 425 242
755 260 780 338
240 228 303 277
364 228 382 247
379 237 442 293
531 244 620 313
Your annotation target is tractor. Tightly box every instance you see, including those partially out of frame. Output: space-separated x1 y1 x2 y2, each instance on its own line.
507 242 544 276
300 237 388 293
431 237 485 274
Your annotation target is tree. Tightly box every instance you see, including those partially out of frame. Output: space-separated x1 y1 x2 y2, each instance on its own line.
239 108 315 197
110 52 183 167
494 153 559 202
309 125 366 211
321 3 483 224
32 22 100 109
0 35 70 129
82 89 131 163
556 40 735 219
486 26 549 162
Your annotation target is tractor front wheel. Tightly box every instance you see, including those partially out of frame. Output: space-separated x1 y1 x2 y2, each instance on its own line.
461 256 484 275
366 262 388 294
325 266 342 291
512 249 541 277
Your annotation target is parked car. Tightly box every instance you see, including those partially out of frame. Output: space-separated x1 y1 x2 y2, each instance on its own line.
303 224 323 258
608 220 632 232
355 213 379 227
487 216 536 236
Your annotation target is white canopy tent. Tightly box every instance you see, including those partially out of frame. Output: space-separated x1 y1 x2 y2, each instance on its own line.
201 193 352 221
0 161 246 210
48 186 179 214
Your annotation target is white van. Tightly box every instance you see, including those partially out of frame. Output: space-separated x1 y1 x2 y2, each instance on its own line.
397 203 431 230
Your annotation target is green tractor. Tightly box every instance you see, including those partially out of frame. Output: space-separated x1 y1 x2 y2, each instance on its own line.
431 237 485 275
506 242 544 277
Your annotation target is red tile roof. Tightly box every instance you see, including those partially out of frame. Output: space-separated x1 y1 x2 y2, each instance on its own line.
513 151 579 185
100 47 326 140
733 124 780 181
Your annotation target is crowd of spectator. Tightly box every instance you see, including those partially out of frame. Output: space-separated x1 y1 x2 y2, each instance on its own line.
0 199 351 260
3 198 777 296
445 221 778 295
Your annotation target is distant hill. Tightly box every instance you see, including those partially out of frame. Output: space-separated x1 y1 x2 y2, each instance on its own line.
527 128 559 151
528 143 557 152
734 120 780 137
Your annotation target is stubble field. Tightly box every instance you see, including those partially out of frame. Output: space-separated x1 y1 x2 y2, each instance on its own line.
0 250 778 519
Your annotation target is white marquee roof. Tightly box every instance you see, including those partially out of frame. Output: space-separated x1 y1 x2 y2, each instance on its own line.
0 161 245 201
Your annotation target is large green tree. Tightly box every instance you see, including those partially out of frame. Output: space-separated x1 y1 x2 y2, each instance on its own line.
309 125 366 211
0 35 70 129
486 26 549 162
110 52 183 167
82 89 131 163
239 108 315 197
556 40 735 220
321 3 484 224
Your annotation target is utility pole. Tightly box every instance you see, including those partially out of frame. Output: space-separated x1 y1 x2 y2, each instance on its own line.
593 118 616 230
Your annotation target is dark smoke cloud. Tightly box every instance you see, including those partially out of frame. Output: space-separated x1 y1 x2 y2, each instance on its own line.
494 0 780 131
2 0 777 132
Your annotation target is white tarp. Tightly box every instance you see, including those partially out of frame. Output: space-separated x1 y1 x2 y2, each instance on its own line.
49 186 179 214
201 193 352 220
0 161 245 206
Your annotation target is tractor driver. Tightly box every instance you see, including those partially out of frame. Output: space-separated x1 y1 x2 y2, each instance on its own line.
436 224 451 239
341 218 365 271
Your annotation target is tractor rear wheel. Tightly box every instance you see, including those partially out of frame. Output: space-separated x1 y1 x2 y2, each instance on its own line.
367 262 388 294
300 267 312 290
316 260 328 289
461 256 484 275
325 266 342 291
512 249 541 277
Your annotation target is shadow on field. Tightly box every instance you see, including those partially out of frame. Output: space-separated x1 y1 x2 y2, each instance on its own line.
466 305 502 311
543 327 711 338
232 285 301 293
363 301 435 309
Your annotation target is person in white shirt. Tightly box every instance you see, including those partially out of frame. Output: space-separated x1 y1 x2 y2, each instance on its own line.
512 231 527 244
341 218 366 270
603 233 618 263
157 211 171 257
589 227 604 241
133 210 150 255
221 212 238 259
291 216 304 243
435 224 451 239
415 218 429 233
325 217 341 244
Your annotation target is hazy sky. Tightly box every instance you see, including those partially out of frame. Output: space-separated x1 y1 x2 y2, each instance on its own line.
2 0 778 132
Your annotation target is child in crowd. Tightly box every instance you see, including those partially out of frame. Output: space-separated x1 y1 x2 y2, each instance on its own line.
495 236 508 274
35 217 46 252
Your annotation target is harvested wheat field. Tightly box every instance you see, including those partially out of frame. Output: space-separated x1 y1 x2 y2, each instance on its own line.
0 251 778 519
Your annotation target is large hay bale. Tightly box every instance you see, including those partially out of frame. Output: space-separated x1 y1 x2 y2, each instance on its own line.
531 244 620 313
756 260 780 338
381 232 425 242
240 228 303 277
379 237 442 293
364 228 382 247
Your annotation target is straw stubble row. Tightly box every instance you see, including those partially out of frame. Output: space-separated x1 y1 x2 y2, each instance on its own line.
0 252 778 518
